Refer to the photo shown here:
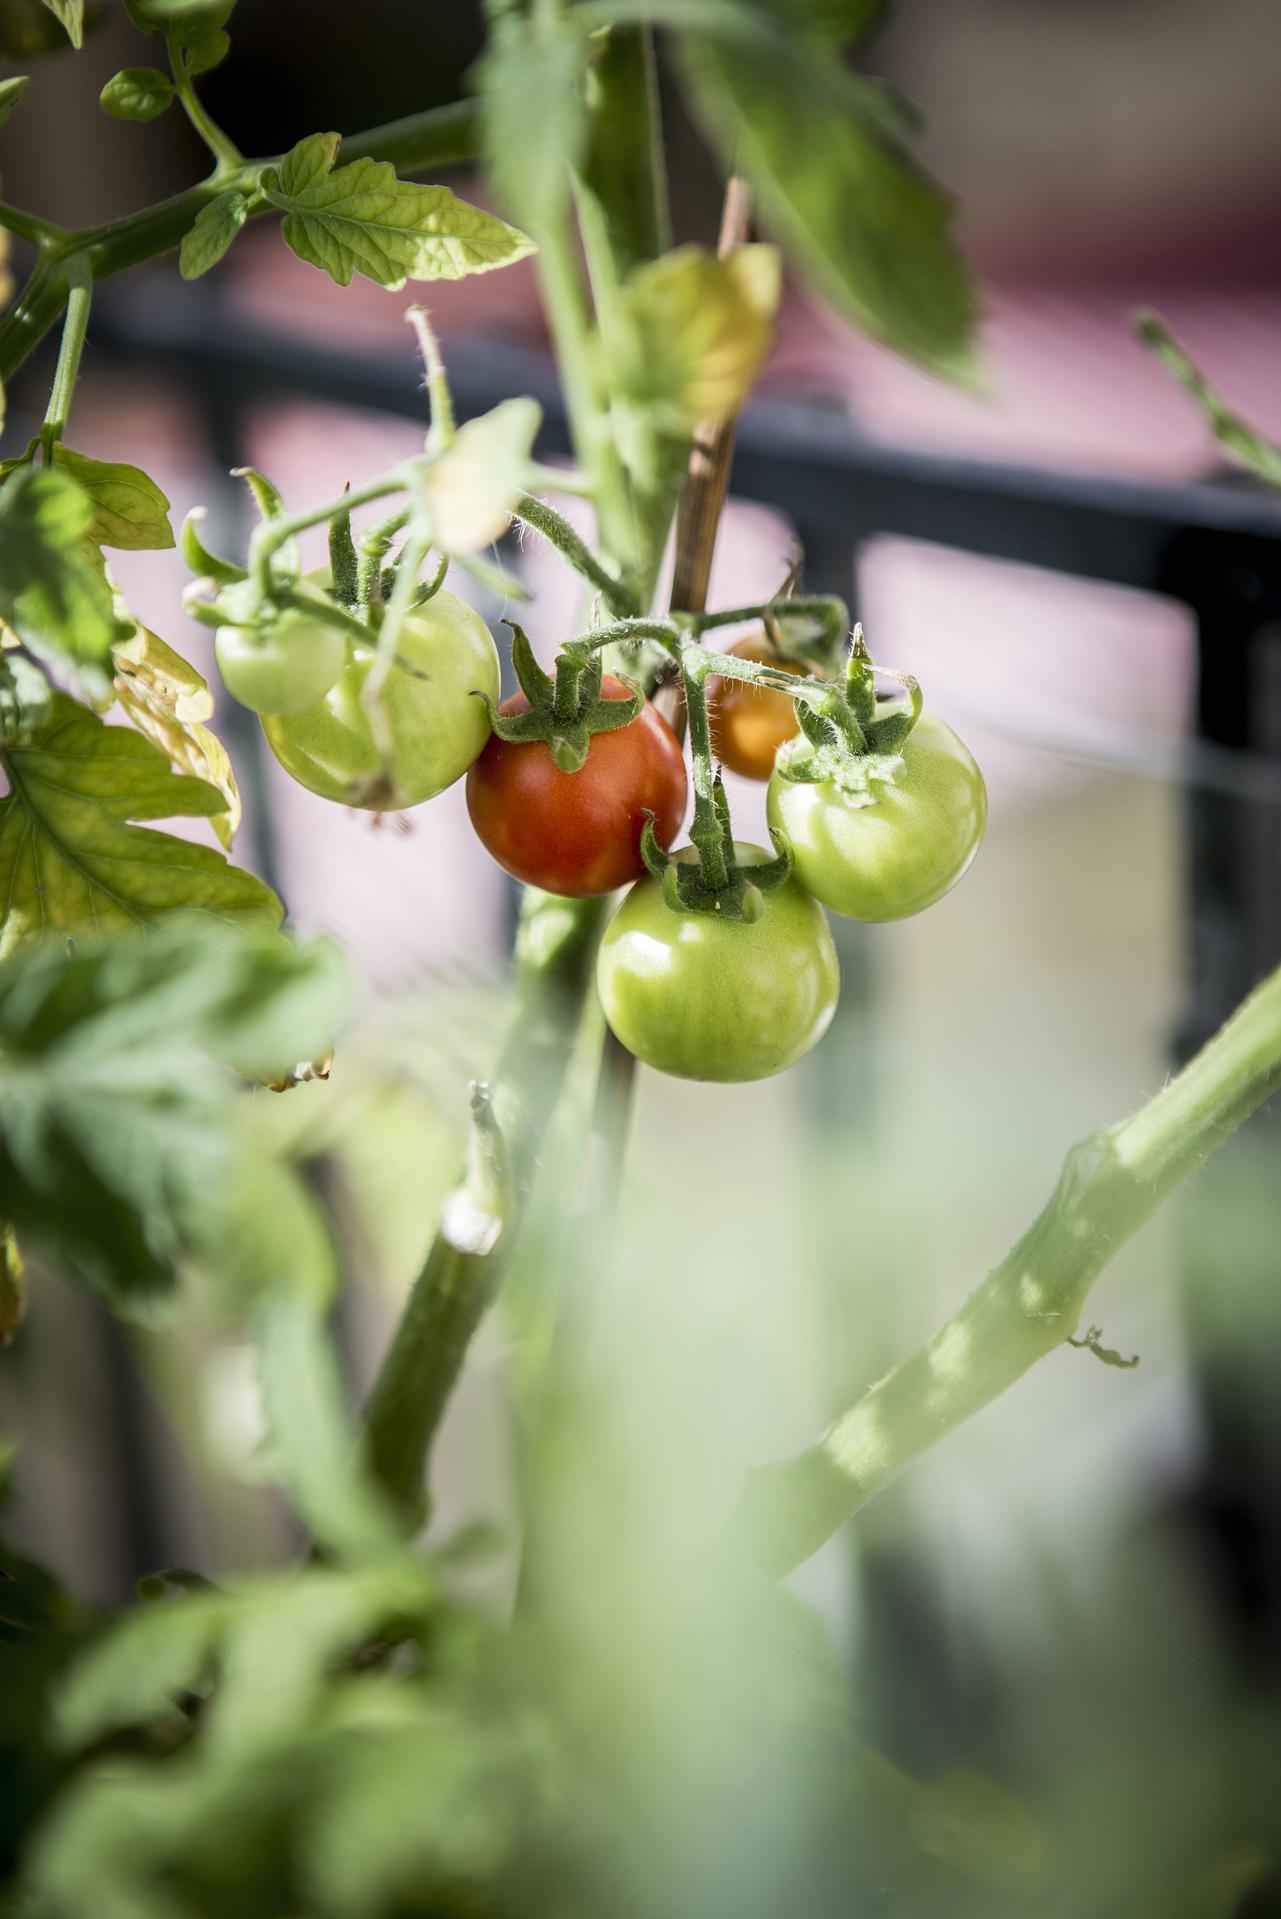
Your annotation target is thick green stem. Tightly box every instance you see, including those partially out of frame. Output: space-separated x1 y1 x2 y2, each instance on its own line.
38 264 91 461
0 100 479 382
362 891 610 1528
0 202 66 248
740 962 1281 1576
679 648 730 890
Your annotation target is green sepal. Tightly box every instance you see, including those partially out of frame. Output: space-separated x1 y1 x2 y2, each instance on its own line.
179 507 244 585
866 674 922 753
328 501 359 607
775 729 904 803
654 781 793 923
231 464 286 523
489 624 643 773
844 625 876 726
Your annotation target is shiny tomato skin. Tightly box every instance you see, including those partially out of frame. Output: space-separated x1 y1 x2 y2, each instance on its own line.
766 710 986 921
215 614 346 717
596 843 840 1082
708 633 809 781
261 590 499 811
465 676 687 897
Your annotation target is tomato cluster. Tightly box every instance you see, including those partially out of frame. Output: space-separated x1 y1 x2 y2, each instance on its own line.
221 597 985 1085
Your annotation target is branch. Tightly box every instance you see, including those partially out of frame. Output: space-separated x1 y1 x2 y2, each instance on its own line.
739 961 1281 1576
0 100 479 382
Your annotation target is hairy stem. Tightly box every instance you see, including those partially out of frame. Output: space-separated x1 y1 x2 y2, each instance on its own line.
739 962 1281 1576
515 493 637 617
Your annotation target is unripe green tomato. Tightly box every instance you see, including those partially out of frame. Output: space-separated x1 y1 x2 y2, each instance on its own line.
261 590 500 811
596 843 840 1083
767 711 986 922
215 613 346 717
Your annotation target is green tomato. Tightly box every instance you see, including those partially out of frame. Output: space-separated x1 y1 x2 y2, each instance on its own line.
767 711 986 922
215 613 346 717
596 844 840 1083
261 590 500 811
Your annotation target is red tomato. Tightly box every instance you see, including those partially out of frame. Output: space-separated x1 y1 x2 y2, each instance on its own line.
466 675 687 897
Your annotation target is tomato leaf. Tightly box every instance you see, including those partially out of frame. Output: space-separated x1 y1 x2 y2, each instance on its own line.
0 466 130 686
184 24 228 73
0 653 52 746
99 65 174 121
0 694 280 959
36 0 80 48
112 626 241 848
1137 311 1281 491
416 398 541 553
50 446 174 551
680 32 979 380
122 0 234 45
261 132 534 290
179 189 248 280
0 75 30 126
613 244 779 430
474 12 587 227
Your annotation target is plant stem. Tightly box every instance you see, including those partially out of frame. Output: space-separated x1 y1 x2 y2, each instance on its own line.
679 646 730 889
38 263 91 461
739 962 1281 1577
362 891 611 1527
248 472 408 599
168 36 244 172
0 202 67 248
515 495 637 616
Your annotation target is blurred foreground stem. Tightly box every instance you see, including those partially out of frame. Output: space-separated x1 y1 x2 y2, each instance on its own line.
741 960 1281 1574
362 891 608 1529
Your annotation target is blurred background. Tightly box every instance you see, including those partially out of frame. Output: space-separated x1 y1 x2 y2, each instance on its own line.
4 1 1281 1910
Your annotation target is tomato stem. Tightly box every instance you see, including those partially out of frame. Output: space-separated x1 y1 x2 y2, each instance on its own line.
740 960 1281 1576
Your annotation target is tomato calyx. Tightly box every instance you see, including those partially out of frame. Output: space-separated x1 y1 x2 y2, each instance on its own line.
641 772 791 922
774 626 922 801
481 621 643 773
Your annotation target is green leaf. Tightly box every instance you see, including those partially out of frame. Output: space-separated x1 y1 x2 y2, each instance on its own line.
179 188 248 280
50 446 174 550
262 132 534 290
55 1558 434 1753
0 74 30 126
0 466 128 684
36 0 80 47
0 923 346 1314
415 397 541 553
99 65 174 121
123 0 234 44
1137 311 1281 491
0 694 280 960
0 652 52 746
474 12 587 228
680 32 979 379
184 23 228 73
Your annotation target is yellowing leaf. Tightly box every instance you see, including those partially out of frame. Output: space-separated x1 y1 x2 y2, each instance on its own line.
0 693 278 957
614 244 780 430
113 628 241 848
51 446 174 551
416 398 541 553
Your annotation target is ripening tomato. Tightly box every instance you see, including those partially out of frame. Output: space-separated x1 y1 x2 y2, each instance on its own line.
766 710 986 921
465 676 687 897
708 633 810 781
215 613 346 717
596 843 840 1081
262 590 499 810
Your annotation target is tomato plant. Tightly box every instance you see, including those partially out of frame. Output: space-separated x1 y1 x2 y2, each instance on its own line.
262 592 499 810
597 843 840 1081
767 709 987 921
0 4 1278 1917
467 674 687 896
